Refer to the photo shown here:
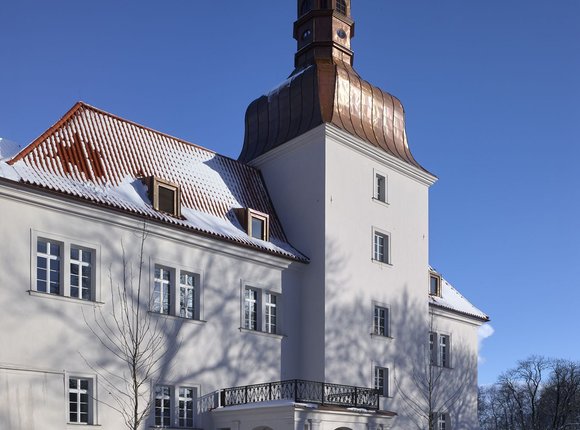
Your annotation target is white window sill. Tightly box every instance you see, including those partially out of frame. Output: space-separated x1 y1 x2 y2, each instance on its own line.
28 290 104 306
148 312 207 325
238 327 284 339
371 259 393 268
371 197 390 207
370 333 394 341
67 423 101 427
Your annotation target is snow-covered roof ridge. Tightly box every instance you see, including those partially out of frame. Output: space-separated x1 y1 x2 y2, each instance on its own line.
429 267 489 321
0 102 307 262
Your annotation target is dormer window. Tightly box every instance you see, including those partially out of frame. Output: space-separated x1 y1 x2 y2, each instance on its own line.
236 208 270 241
148 177 181 217
429 272 441 297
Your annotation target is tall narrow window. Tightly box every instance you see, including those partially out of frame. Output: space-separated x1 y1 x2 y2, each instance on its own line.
155 385 171 427
70 247 92 300
300 0 312 15
336 0 347 15
251 217 265 240
373 306 388 336
429 332 436 365
374 367 388 397
244 287 258 330
37 239 61 294
438 413 448 430
375 173 386 202
265 293 277 334
439 335 450 368
153 266 171 314
178 387 194 428
373 232 389 264
69 378 90 424
179 271 195 319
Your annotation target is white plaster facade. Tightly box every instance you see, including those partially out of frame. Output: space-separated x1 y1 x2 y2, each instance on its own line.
0 120 487 430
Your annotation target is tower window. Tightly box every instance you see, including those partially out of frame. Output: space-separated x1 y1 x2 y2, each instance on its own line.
300 0 312 16
336 0 347 15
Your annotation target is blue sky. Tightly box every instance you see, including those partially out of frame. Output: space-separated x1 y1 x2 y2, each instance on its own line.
1 1 579 385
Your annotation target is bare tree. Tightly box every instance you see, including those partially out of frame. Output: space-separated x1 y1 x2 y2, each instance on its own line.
81 227 168 430
395 310 466 430
479 356 580 430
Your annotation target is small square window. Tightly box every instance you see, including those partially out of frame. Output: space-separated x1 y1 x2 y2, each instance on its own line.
149 177 181 217
373 231 390 264
236 208 270 241
429 273 441 297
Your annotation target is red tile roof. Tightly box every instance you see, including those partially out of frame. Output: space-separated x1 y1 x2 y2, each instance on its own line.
6 102 306 262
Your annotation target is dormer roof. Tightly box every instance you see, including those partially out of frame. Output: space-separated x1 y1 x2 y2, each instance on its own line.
2 102 307 262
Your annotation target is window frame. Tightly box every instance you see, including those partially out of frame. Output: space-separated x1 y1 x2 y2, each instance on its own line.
65 373 97 426
373 366 389 397
431 412 450 430
31 230 101 303
247 209 270 241
371 228 391 265
429 272 442 297
430 331 452 368
150 259 204 322
336 0 347 15
371 302 391 338
152 383 200 429
151 177 181 218
240 281 282 337
372 169 389 205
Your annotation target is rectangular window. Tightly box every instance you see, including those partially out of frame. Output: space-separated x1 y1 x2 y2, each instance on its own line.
178 387 194 428
153 266 171 314
37 239 61 294
439 334 450 368
179 271 196 319
69 377 91 424
430 332 436 365
431 412 450 430
155 385 171 427
149 177 181 217
243 287 258 330
373 232 389 264
70 246 92 300
374 367 388 397
375 173 386 202
373 305 388 336
265 293 277 334
430 273 441 296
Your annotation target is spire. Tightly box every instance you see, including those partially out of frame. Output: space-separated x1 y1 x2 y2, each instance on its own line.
239 1 427 174
293 0 355 69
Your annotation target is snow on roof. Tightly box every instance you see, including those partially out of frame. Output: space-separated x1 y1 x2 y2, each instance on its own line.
1 102 306 262
0 137 22 161
429 269 489 321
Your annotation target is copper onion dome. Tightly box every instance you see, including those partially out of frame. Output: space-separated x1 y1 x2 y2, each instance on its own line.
239 0 425 172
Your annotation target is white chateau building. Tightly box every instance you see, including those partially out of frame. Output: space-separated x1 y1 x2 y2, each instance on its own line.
0 1 488 429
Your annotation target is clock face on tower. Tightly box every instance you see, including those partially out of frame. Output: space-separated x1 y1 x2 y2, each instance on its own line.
337 29 347 39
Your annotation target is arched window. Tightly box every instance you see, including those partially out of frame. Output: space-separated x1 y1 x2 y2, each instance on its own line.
300 0 312 16
336 0 347 15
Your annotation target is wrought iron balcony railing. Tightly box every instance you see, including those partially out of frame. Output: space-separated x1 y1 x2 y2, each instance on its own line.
212 379 379 411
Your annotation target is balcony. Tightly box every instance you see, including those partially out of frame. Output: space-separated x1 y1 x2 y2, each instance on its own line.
200 379 380 412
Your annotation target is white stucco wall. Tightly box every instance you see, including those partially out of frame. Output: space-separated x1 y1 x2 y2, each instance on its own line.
0 180 296 429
